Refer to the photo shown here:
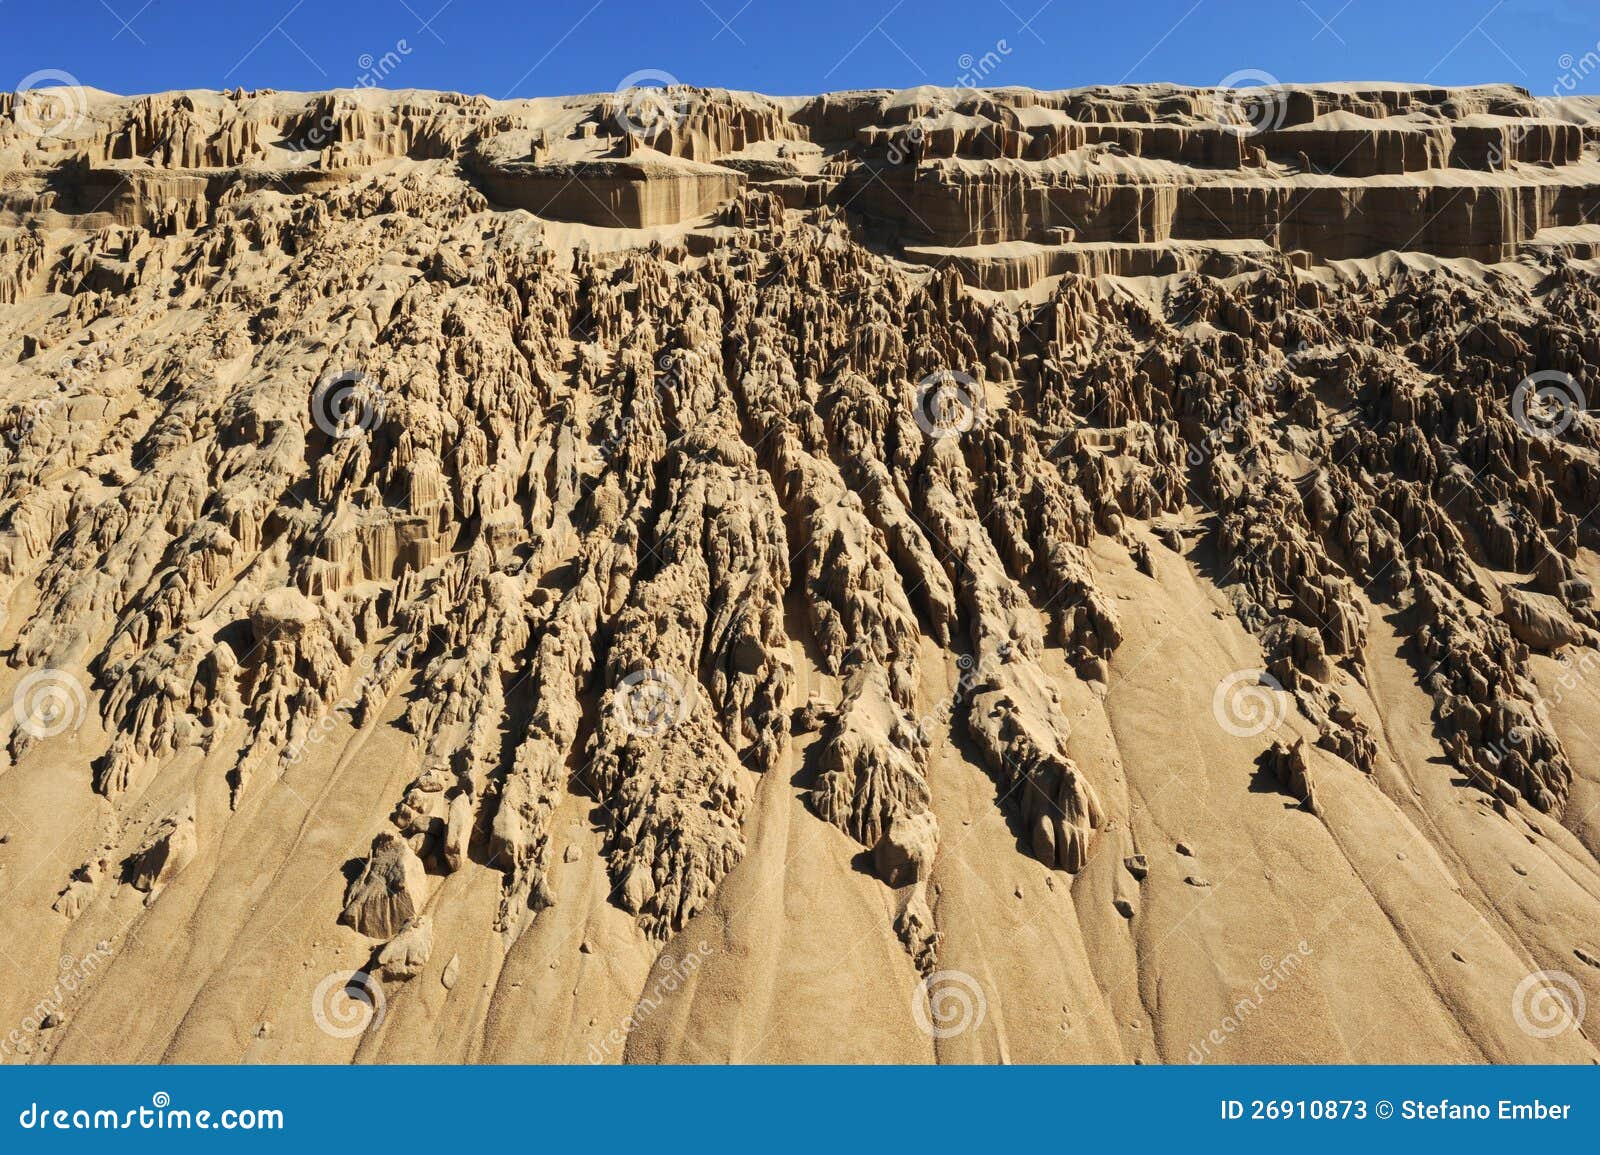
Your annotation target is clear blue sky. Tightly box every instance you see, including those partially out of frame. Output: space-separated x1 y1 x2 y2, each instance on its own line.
5 0 1600 98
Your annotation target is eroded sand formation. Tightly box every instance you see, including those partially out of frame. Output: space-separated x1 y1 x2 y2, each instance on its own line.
2 81 1600 1063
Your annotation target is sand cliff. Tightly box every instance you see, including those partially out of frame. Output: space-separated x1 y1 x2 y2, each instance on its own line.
1 81 1599 1063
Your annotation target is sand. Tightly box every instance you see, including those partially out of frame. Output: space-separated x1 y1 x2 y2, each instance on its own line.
0 81 1597 1064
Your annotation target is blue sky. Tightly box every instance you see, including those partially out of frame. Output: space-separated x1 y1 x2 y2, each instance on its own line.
5 0 1600 97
